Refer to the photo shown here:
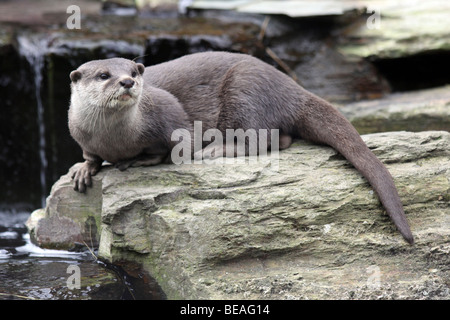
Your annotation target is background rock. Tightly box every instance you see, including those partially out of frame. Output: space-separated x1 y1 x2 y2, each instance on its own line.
27 131 450 299
336 0 450 59
339 85 450 134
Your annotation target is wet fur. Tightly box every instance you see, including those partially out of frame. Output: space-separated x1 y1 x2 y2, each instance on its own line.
68 52 414 244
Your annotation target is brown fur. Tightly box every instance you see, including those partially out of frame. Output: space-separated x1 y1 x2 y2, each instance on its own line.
68 52 413 244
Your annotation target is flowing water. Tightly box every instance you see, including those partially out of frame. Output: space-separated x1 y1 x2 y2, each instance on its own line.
17 34 49 209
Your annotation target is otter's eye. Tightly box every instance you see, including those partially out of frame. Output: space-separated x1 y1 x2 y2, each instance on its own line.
99 73 110 80
131 71 137 78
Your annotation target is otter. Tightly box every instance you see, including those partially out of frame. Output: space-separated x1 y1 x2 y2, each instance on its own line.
68 52 414 244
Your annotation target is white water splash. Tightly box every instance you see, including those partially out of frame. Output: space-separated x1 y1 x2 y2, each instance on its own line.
16 234 83 258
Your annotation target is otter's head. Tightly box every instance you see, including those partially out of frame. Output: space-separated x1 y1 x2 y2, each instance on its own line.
70 58 145 111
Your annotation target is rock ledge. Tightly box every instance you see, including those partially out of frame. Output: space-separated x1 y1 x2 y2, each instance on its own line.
28 131 450 299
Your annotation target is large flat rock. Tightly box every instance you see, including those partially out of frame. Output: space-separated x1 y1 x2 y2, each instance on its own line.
27 131 450 299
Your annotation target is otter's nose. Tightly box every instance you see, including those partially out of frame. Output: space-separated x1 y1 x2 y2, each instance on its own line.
120 79 135 89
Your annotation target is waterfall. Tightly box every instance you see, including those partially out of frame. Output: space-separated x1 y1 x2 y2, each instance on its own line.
17 35 49 208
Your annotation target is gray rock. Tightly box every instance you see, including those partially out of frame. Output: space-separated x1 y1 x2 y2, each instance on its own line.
337 1 450 59
340 85 450 134
27 170 102 250
27 131 450 299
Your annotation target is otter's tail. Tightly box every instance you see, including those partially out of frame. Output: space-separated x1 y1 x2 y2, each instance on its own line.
298 95 414 244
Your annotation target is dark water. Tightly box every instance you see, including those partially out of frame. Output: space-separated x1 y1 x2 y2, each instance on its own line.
0 210 164 300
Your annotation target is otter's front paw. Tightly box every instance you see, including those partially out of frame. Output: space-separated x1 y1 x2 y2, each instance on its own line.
72 161 101 193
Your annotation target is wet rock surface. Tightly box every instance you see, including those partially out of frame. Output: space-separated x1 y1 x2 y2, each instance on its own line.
28 131 450 299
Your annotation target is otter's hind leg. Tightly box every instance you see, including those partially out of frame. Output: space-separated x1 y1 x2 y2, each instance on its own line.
194 132 291 160
115 154 167 171
279 134 292 150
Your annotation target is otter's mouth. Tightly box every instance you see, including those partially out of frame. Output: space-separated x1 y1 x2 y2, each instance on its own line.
118 93 133 101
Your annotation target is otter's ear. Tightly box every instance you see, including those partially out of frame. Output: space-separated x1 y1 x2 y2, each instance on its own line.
70 70 82 83
136 63 145 75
